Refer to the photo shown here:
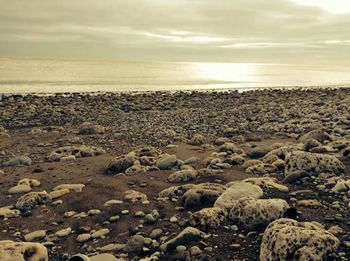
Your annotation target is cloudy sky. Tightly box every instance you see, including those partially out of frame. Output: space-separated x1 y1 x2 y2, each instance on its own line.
1 0 350 63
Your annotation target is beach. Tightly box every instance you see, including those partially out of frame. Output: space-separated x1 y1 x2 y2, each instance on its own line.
0 88 350 260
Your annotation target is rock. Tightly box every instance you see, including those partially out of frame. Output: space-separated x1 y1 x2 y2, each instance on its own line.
188 134 206 146
263 145 303 161
284 151 345 177
91 228 110 239
88 209 101 216
104 200 123 206
8 184 32 194
124 235 146 253
124 190 148 203
331 179 350 193
245 163 277 175
15 191 52 210
53 184 85 192
55 227 72 237
0 240 48 260
168 169 198 183
156 154 177 170
78 122 105 134
304 138 322 151
24 230 46 241
100 243 125 252
243 177 289 192
181 183 227 208
106 156 134 174
0 155 32 167
297 199 322 208
18 178 40 187
242 159 263 169
76 233 91 243
0 207 20 218
48 145 105 162
150 228 163 239
260 218 340 260
190 207 227 228
219 142 239 153
299 129 332 143
248 147 270 159
49 189 70 199
214 182 263 210
229 197 290 229
282 170 309 184
160 227 206 253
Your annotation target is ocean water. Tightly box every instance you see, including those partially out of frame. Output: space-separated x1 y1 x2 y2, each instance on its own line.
0 58 350 93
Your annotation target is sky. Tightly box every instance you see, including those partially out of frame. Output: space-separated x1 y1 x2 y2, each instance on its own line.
0 0 350 64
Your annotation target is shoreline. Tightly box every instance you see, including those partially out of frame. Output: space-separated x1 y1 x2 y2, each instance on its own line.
1 84 350 96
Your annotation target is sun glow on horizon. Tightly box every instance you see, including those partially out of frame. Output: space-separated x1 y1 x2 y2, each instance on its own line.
291 0 350 14
191 62 255 83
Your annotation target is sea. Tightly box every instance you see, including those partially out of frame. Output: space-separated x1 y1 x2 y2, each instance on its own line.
1 58 350 94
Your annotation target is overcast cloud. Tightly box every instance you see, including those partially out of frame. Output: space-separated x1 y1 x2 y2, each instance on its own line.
0 0 350 63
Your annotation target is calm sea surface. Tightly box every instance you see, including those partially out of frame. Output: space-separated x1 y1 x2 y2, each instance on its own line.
0 58 350 93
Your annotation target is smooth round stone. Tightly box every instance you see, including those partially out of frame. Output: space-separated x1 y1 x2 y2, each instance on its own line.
76 233 91 242
91 228 110 239
55 227 72 237
176 245 187 253
121 210 129 215
87 209 101 216
24 230 46 241
134 211 145 217
170 216 178 223
109 215 120 222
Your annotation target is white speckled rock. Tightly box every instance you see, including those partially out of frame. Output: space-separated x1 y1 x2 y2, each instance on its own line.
190 207 227 228
124 190 148 203
214 182 263 210
260 218 340 261
168 169 198 183
0 240 48 261
229 197 290 229
284 151 345 177
15 191 51 210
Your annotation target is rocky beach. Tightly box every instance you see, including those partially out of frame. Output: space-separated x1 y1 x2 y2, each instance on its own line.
0 88 350 261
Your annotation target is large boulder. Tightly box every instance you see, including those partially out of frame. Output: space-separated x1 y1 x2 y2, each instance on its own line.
284 151 345 177
0 240 48 261
260 218 340 260
229 197 290 229
214 182 263 210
